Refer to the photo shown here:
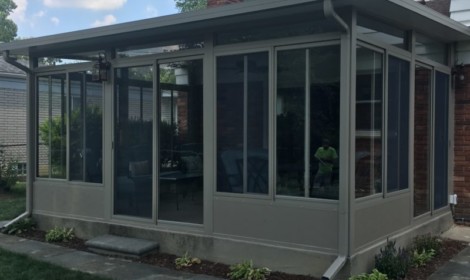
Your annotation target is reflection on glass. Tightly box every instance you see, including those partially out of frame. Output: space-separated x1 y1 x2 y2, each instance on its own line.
414 65 431 216
37 74 67 179
276 46 340 199
355 46 383 198
357 15 407 49
114 66 153 218
158 60 204 224
415 34 447 65
217 52 269 194
69 72 103 183
434 72 449 210
387 56 410 192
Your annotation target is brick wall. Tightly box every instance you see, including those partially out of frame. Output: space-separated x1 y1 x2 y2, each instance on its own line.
454 65 470 219
207 0 242 8
0 76 27 165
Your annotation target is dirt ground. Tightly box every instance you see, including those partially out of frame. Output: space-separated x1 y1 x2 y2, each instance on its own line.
15 229 468 280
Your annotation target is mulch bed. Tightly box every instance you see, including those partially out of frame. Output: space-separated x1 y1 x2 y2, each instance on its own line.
13 229 469 280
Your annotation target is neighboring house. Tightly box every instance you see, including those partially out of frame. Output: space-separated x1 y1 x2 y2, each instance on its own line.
0 56 27 175
1 0 469 278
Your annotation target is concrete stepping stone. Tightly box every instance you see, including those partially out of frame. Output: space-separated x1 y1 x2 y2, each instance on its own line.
85 234 159 258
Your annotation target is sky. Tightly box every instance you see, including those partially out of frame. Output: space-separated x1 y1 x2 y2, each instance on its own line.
8 0 179 38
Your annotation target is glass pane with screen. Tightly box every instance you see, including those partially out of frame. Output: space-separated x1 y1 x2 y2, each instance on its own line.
434 71 449 210
414 65 432 216
69 72 103 183
158 59 203 224
217 52 269 194
355 46 383 198
37 74 67 179
114 66 153 218
387 56 410 192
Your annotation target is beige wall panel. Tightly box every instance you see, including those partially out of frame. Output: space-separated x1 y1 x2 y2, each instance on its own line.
213 197 338 251
354 194 411 250
33 181 105 219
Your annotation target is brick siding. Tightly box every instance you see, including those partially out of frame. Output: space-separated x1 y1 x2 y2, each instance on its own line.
207 0 242 8
454 65 470 219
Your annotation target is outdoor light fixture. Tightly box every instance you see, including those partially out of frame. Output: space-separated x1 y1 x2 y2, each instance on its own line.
452 63 465 82
92 54 111 82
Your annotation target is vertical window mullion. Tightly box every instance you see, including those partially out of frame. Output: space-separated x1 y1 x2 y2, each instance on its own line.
48 77 52 178
243 55 248 193
304 49 311 197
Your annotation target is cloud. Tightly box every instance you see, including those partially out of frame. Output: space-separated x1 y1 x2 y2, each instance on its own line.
50 17 60 25
43 0 127 11
91 14 117 27
34 11 46 18
9 0 28 23
145 5 159 17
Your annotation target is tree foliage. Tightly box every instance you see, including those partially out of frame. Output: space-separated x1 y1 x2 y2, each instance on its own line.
175 0 207 12
0 0 17 42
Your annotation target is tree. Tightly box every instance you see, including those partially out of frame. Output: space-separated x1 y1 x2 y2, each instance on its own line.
174 0 207 12
0 0 17 42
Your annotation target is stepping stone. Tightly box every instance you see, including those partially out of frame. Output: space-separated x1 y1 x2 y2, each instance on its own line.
85 234 159 258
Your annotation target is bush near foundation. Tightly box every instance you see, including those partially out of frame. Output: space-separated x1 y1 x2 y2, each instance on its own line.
0 148 18 192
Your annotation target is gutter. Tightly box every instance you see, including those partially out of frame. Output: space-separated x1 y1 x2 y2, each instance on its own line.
2 51 31 74
1 50 33 229
321 1 349 279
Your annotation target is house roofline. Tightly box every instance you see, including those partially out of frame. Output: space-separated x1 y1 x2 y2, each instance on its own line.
0 0 469 57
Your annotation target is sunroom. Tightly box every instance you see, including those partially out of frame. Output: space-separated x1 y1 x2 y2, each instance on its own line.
1 0 466 278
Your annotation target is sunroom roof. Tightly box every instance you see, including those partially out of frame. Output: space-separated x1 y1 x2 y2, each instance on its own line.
1 0 469 57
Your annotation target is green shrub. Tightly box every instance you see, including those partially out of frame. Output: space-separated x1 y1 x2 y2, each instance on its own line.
413 234 441 255
174 252 201 269
349 269 388 280
45 226 74 242
375 241 411 279
228 260 270 280
411 248 435 268
0 148 18 192
3 218 36 235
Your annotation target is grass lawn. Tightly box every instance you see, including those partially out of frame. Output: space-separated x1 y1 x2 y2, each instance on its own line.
0 248 109 280
0 182 26 220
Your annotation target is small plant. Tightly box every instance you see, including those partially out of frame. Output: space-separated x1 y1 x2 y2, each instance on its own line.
45 226 75 242
0 148 18 192
375 240 411 280
228 260 271 280
3 218 36 235
411 248 435 268
349 269 388 280
174 252 201 269
413 234 441 255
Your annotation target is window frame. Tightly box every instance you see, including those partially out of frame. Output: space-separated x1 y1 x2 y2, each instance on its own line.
35 68 104 186
274 41 342 200
214 47 273 199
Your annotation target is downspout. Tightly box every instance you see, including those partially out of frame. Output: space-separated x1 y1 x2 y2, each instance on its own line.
321 0 349 279
2 50 34 229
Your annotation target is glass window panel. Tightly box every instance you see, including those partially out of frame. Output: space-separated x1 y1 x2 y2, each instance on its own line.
310 46 340 200
158 59 204 224
69 72 103 183
37 77 50 178
276 49 306 197
276 46 340 200
37 74 67 179
357 15 407 49
217 52 269 194
434 71 449 210
355 46 383 198
114 66 153 218
117 41 204 58
414 65 432 216
387 56 410 192
416 34 447 65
